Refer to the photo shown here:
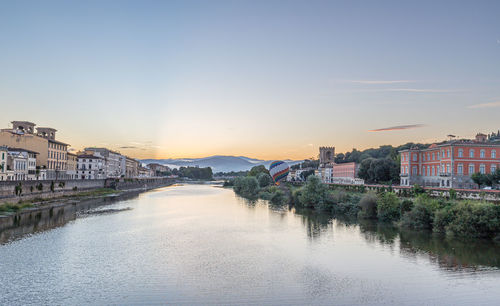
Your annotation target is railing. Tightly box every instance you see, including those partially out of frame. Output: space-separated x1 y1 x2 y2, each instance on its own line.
439 172 451 177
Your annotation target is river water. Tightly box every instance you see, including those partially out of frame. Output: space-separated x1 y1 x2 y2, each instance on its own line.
1 183 500 305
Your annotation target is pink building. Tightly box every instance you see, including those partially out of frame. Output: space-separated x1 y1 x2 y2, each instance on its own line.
400 134 500 188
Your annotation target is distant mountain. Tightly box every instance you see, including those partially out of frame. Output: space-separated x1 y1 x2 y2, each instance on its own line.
140 155 303 173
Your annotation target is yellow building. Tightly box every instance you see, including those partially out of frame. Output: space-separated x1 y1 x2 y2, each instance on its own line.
0 121 70 179
67 152 78 179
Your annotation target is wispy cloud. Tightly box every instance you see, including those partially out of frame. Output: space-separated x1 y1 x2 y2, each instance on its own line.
384 88 456 93
368 124 426 132
467 101 500 109
347 80 414 84
119 146 138 149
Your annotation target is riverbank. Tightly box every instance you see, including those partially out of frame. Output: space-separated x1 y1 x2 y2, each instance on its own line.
0 179 177 236
227 175 500 241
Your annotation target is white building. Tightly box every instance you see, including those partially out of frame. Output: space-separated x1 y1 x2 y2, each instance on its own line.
7 150 29 181
84 148 124 178
77 154 105 180
0 146 7 181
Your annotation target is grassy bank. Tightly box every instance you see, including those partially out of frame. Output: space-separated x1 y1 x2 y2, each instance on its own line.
228 175 500 241
0 188 119 215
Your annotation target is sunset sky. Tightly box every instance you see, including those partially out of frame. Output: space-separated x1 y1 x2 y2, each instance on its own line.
1 1 499 160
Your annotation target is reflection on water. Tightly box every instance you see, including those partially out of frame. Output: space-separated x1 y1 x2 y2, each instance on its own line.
1 184 500 305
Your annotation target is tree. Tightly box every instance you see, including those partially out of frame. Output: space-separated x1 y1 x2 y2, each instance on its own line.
299 169 315 181
358 158 399 184
298 175 329 209
248 165 269 177
257 173 272 188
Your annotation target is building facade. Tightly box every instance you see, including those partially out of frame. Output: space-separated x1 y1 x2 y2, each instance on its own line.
0 121 69 180
125 157 140 178
77 154 105 180
84 148 124 178
0 146 8 181
67 152 78 179
400 134 500 188
147 163 169 176
316 162 364 185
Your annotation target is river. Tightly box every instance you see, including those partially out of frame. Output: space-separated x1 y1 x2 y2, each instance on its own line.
1 183 500 305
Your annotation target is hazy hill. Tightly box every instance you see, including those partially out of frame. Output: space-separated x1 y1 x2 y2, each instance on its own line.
141 155 302 173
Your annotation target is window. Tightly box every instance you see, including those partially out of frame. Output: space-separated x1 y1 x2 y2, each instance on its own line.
480 164 486 174
427 153 430 160
458 149 463 157
457 164 463 174
469 164 475 174
412 154 417 162
412 166 417 175
480 150 485 158
432 153 435 160
446 164 450 174
493 150 497 159
469 149 474 158
427 166 430 176
491 165 497 173
447 150 450 158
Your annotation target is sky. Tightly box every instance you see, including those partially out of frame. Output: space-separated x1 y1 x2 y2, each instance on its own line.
1 0 499 160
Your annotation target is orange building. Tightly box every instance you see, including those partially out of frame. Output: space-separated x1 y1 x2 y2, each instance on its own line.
400 134 500 188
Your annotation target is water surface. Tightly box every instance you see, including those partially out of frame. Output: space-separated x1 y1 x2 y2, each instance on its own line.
1 184 500 305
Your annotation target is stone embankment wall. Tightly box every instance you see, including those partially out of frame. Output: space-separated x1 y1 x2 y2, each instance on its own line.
0 178 176 203
0 180 105 199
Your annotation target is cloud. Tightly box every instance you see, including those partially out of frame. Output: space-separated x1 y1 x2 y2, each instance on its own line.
119 146 138 149
347 80 414 84
467 101 500 109
384 88 456 93
368 124 426 132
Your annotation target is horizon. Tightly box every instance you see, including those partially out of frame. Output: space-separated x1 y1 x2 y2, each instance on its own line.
1 1 499 160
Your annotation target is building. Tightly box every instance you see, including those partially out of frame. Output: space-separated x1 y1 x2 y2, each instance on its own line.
319 146 335 166
316 162 364 185
0 146 8 181
0 121 69 180
400 133 500 188
7 148 38 180
125 157 140 178
147 163 169 176
77 154 105 180
67 152 78 179
138 166 153 178
84 148 124 178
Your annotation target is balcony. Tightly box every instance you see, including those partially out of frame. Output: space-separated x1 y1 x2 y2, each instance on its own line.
439 172 451 177
400 173 409 177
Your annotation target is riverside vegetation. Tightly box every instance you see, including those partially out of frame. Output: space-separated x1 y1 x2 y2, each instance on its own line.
226 168 500 241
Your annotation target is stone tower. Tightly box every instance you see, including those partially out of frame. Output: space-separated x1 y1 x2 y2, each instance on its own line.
319 146 335 165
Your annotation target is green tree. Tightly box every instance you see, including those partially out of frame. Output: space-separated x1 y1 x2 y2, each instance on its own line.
377 192 400 222
298 175 328 209
248 165 269 177
257 173 272 188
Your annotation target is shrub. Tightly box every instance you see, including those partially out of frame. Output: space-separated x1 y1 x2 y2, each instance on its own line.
36 183 43 191
257 173 272 188
401 203 433 230
358 192 378 219
412 184 426 196
439 201 500 239
377 192 400 222
233 176 259 198
270 189 287 205
400 199 413 214
449 188 457 200
298 176 328 209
